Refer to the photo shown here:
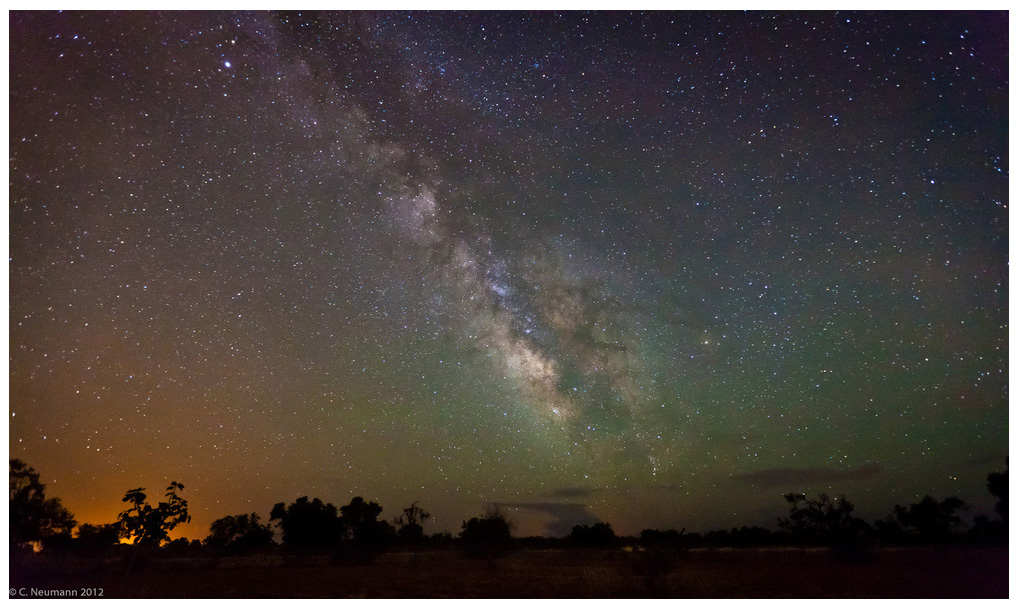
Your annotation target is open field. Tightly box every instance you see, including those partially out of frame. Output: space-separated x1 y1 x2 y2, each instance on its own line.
9 545 1007 598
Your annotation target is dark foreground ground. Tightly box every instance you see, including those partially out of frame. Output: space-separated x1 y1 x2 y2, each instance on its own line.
10 545 1008 598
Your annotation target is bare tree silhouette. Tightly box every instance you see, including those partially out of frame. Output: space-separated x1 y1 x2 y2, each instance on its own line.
778 493 869 545
394 501 431 541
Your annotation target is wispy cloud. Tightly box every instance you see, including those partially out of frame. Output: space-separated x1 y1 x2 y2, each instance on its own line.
548 487 597 499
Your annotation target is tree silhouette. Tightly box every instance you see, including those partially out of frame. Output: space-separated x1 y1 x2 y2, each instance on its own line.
165 537 202 554
394 501 431 541
569 522 617 545
987 471 1007 522
461 504 513 558
9 459 77 550
778 492 869 544
269 496 343 550
205 512 275 552
461 504 513 541
117 481 191 546
74 523 122 553
340 496 395 543
888 495 968 543
969 470 1008 542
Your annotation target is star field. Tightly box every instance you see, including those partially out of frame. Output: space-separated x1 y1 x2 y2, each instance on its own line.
9 11 1008 538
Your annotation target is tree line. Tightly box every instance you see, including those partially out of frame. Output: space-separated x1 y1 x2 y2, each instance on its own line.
9 459 1008 559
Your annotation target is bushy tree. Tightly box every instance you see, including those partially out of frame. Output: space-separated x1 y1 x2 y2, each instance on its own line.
890 495 968 542
117 481 191 546
10 459 77 550
205 513 275 552
431 530 455 543
269 496 343 550
340 496 395 543
970 471 1008 542
778 492 869 544
75 523 122 551
461 504 513 558
164 537 202 555
461 504 513 542
569 522 616 545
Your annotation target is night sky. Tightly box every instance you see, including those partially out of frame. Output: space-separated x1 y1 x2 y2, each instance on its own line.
9 11 1008 540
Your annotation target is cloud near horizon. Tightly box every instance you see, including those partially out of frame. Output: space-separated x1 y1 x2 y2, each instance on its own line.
496 501 600 537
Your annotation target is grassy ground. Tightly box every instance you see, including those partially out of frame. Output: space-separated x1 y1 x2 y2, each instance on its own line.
9 545 1007 598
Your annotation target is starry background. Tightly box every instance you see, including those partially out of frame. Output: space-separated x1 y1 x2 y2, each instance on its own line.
9 11 1008 539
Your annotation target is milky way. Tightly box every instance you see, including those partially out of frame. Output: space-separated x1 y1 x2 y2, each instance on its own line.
9 11 1008 538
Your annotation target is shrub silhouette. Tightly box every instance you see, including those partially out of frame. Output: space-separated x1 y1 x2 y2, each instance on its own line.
72 523 122 555
205 513 275 552
164 537 202 555
9 459 77 551
269 496 343 550
568 521 616 545
460 504 513 558
117 482 191 547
